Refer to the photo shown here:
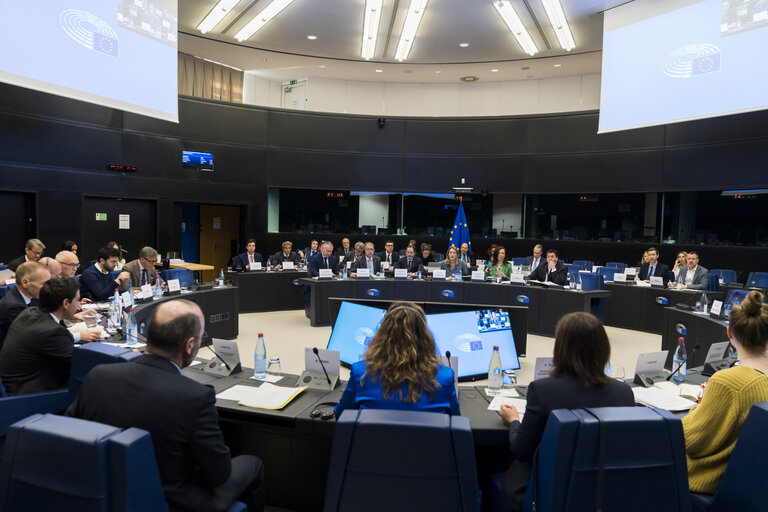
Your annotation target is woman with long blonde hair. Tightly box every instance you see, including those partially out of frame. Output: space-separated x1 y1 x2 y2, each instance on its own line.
334 302 459 418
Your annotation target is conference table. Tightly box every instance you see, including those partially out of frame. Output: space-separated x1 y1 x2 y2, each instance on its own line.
300 277 610 337
226 270 306 313
661 307 729 370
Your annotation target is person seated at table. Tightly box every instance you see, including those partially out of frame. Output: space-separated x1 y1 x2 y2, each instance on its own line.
419 243 435 267
379 240 397 268
485 246 512 281
459 242 474 268
351 242 381 277
61 240 78 255
336 238 351 259
106 241 126 270
486 244 498 265
640 250 650 266
672 250 688 282
79 246 131 301
301 239 319 261
121 246 162 290
682 290 768 495
342 242 364 274
39 257 61 279
529 249 568 285
396 246 421 276
523 244 543 272
636 246 670 286
55 251 80 279
4 239 45 284
668 251 709 290
233 239 262 268
308 241 339 278
0 262 50 349
273 241 298 270
440 246 468 279
334 302 460 419
498 312 634 509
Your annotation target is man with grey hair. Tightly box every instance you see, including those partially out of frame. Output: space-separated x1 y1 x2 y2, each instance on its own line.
67 300 264 511
524 244 544 272
121 246 162 289
39 257 61 279
273 241 298 270
0 262 50 348
8 238 46 272
56 251 80 279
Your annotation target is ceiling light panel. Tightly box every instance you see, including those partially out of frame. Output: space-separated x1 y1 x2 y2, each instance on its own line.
395 0 429 62
362 0 383 60
197 0 241 34
493 1 538 56
234 0 295 42
541 0 575 51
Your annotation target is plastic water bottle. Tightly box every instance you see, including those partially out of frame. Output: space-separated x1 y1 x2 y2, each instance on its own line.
575 272 582 290
154 278 163 300
698 291 708 313
417 268 422 280
109 292 122 331
569 272 576 289
125 308 138 346
672 336 687 383
342 264 348 280
218 268 225 286
676 273 683 290
127 281 135 307
254 333 267 379
488 345 502 395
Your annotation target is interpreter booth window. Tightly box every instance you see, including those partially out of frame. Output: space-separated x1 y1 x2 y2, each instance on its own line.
526 193 649 242
277 189 359 233
663 191 768 247
402 194 493 237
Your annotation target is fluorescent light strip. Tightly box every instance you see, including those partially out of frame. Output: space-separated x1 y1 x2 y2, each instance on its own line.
362 0 383 60
395 0 429 62
540 0 575 51
234 0 295 42
198 0 241 34
493 1 538 56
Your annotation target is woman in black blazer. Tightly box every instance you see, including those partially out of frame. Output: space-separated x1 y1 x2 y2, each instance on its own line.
498 312 634 510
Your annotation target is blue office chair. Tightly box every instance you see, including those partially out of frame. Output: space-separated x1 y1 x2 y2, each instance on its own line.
707 270 739 292
597 266 618 282
566 263 582 275
69 343 141 399
0 264 7 271
579 271 604 291
573 260 594 272
159 268 195 288
325 409 479 512
436 253 445 262
512 257 526 266
724 289 750 310
604 262 627 271
746 272 768 288
521 407 689 512
690 402 768 512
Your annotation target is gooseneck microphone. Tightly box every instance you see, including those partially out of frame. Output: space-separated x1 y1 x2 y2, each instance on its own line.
445 350 452 372
313 347 332 384
667 344 700 381
204 331 231 371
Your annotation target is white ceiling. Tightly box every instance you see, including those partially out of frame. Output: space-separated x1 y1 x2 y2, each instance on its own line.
178 0 631 83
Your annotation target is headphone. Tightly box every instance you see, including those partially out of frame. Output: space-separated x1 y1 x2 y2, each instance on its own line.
310 402 337 420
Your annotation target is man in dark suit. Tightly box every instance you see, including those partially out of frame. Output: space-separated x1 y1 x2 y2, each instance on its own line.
351 242 381 277
335 238 351 259
459 242 474 268
523 244 544 272
0 262 50 349
636 246 670 286
301 239 319 262
529 249 568 285
273 241 298 270
308 241 339 277
66 300 264 512
378 240 397 268
7 238 46 273
79 246 131 301
121 246 162 289
232 239 263 268
668 251 709 290
396 246 422 276
0 278 98 395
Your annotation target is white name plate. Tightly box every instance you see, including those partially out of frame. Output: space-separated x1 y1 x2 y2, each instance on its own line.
534 357 554 381
249 262 261 271
140 284 152 297
432 269 446 280
704 341 730 364
356 268 370 278
710 300 723 316
318 269 333 279
613 273 627 282
634 351 668 375
510 274 525 284
282 261 294 270
471 270 484 281
635 280 651 287
382 262 390 270
167 279 181 292
394 268 408 279
121 291 131 308
650 276 664 286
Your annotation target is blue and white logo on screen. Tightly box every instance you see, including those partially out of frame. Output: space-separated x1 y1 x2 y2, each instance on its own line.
60 9 119 57
354 327 375 346
662 44 720 78
453 333 483 352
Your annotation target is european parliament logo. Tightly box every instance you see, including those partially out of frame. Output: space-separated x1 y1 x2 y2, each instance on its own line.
60 9 119 57
354 327 375 346
662 44 720 78
453 333 483 353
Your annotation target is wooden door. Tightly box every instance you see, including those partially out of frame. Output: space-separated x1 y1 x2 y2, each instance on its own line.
199 205 240 282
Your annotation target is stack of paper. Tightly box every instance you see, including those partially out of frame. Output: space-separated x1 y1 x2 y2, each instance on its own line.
653 381 701 401
216 383 307 410
632 387 696 411
488 396 527 421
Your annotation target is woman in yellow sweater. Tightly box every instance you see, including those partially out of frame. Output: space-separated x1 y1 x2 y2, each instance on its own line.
683 290 768 494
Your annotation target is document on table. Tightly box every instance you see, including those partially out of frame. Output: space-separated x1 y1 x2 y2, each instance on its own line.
632 387 696 411
488 396 527 417
216 383 307 410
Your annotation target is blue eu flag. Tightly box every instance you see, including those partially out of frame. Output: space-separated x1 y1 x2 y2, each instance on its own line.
93 32 118 57
692 53 719 75
448 201 470 251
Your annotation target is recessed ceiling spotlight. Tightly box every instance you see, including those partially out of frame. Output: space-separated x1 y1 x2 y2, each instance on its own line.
319 65 326 68
521 66 530 70
375 69 383 72
434 70 441 74
491 68 499 72
460 75 479 82
459 42 470 48
553 63 562 68
307 34 317 40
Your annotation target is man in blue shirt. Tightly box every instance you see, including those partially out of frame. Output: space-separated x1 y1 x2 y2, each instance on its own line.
79 246 130 301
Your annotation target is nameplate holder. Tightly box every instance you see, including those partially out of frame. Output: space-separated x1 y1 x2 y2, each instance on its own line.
5 278 15 285
121 291 132 308
534 357 554 381
650 276 664 287
432 269 446 280
634 350 668 378
613 272 627 282
298 348 340 390
702 360 732 377
167 279 181 295
382 262 390 270
318 269 333 280
633 371 670 388
709 300 723 317
394 268 408 279
356 269 370 279
471 270 484 281
249 262 261 271
140 284 152 297
282 261 294 270
625 267 637 276
510 274 525 284
200 339 242 377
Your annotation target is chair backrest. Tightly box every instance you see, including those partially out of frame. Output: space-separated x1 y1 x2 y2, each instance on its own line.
159 268 195 288
746 272 768 288
566 264 582 275
68 343 138 398
0 413 167 512
597 266 618 282
512 257 526 266
711 269 738 284
525 407 689 512
710 402 768 511
605 262 627 271
573 260 594 272
725 289 750 310
579 272 604 291
325 409 478 512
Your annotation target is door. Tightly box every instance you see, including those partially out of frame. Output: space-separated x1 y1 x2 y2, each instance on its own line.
81 196 156 262
199 204 240 282
0 191 35 263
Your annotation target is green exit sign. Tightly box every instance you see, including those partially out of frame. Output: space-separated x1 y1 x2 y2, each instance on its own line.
290 80 297 85
95 213 107 221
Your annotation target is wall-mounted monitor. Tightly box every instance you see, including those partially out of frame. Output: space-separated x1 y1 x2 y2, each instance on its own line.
182 151 214 171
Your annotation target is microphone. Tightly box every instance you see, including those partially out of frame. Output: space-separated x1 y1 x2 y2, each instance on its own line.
667 343 700 381
204 331 231 371
313 347 331 384
445 350 452 372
